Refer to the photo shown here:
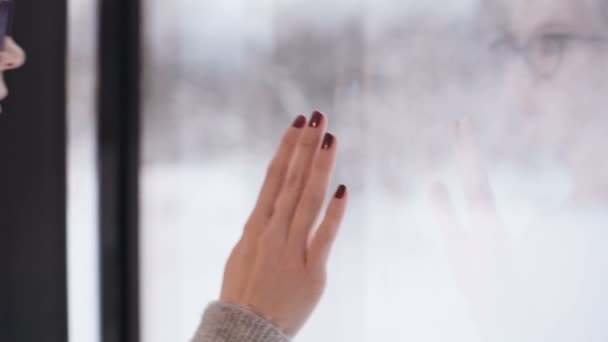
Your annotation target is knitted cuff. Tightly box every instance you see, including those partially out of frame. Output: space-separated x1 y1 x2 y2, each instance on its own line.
191 301 291 342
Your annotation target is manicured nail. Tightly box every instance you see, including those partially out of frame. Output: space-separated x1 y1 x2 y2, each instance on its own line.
335 184 347 199
322 133 335 150
309 111 323 128
292 115 306 128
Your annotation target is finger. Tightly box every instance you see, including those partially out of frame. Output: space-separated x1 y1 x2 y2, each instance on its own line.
430 181 465 243
288 133 338 253
453 117 497 214
271 111 327 234
248 115 307 230
453 118 504 233
307 185 348 268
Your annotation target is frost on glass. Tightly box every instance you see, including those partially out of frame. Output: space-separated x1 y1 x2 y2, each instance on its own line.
142 1 608 341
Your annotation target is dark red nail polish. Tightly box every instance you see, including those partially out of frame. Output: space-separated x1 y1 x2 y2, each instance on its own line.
309 111 323 128
292 115 306 128
335 185 346 199
322 133 334 150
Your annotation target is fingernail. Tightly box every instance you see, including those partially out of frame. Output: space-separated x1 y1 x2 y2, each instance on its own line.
292 115 306 128
322 133 335 150
335 184 347 199
309 111 323 128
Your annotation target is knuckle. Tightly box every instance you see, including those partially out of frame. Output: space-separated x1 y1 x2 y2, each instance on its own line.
256 238 276 258
231 238 256 261
300 133 319 149
283 132 299 149
317 225 335 243
308 269 327 294
316 231 331 245
304 192 324 210
284 255 304 272
313 159 331 174
242 230 261 246
266 161 285 180
259 228 285 249
286 172 304 189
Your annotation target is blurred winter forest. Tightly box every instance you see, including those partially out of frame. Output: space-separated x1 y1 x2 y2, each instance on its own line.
140 0 608 341
140 2 508 342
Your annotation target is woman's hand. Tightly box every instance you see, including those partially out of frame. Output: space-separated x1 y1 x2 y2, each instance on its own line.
220 112 349 337
430 118 512 317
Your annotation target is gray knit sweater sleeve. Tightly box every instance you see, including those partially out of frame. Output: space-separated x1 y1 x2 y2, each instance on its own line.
191 301 291 342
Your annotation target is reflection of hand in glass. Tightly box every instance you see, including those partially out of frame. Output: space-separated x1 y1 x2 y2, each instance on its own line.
193 112 348 341
430 118 511 319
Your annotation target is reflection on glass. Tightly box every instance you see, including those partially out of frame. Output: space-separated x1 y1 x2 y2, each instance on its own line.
141 1 608 341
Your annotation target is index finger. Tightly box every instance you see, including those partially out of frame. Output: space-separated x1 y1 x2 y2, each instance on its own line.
247 115 307 231
453 117 497 215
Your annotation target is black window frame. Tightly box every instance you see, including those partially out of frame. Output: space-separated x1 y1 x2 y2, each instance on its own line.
97 0 142 341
